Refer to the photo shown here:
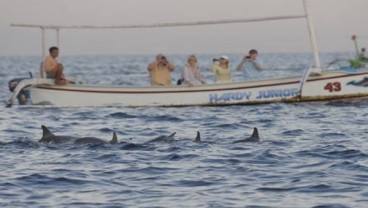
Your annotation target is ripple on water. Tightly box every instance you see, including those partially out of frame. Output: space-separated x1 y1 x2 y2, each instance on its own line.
312 204 350 208
108 112 137 119
281 129 305 136
15 174 92 186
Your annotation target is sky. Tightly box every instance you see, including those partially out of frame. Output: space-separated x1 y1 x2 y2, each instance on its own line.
0 0 367 56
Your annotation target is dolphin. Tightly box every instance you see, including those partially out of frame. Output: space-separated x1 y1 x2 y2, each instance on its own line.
232 127 260 143
39 125 118 144
39 125 79 144
74 132 118 144
145 132 176 143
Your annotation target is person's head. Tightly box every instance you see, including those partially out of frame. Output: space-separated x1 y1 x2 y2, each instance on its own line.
219 55 229 67
49 46 59 58
249 49 258 59
187 55 198 66
156 53 167 63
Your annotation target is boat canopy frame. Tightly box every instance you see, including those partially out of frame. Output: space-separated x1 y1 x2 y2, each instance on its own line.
11 0 321 70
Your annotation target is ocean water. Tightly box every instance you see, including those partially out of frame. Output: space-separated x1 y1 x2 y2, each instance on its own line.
0 53 368 208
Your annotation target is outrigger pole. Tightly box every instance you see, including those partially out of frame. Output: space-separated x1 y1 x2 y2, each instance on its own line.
298 0 322 99
11 15 306 30
303 0 321 70
351 35 360 57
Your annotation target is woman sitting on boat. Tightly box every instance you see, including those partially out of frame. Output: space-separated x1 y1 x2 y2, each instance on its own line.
211 55 231 83
180 55 206 86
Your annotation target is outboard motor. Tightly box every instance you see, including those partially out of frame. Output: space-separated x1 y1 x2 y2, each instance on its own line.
8 73 33 105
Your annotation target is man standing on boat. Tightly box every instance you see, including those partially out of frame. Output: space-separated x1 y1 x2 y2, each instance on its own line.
236 49 263 80
42 47 74 85
147 53 175 86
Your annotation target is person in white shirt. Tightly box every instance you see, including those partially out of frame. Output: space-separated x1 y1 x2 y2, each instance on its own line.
181 55 206 86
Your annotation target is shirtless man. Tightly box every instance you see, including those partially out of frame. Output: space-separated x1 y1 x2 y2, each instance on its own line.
147 53 175 86
42 47 74 85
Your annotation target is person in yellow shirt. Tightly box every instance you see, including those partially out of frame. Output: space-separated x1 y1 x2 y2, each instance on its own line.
211 55 231 83
147 53 175 86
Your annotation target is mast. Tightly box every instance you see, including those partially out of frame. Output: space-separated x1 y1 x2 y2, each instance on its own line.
303 0 321 71
41 27 45 59
41 27 46 78
351 35 360 57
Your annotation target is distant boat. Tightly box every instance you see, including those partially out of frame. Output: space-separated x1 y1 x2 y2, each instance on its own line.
6 0 368 107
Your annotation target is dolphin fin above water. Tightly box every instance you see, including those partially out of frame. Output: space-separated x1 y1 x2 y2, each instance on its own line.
41 125 54 138
192 131 215 144
249 128 259 141
194 131 201 143
232 127 260 143
39 125 78 144
39 125 55 143
110 132 118 144
167 132 176 138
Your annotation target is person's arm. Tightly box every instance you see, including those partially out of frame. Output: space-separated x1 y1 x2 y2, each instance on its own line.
196 68 206 84
44 56 58 72
167 62 175 72
182 66 193 86
236 56 247 71
251 60 263 71
212 59 222 73
147 62 157 71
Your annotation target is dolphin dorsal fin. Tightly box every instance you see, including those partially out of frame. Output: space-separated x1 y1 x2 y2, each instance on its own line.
194 131 201 143
168 132 176 138
41 125 54 138
110 131 118 144
250 127 260 141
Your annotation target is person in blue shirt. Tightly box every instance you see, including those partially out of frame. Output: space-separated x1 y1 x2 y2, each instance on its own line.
236 49 263 80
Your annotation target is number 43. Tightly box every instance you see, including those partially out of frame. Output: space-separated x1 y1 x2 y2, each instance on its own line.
324 82 341 92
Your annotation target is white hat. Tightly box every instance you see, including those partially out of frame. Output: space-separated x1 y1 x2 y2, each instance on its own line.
220 55 229 61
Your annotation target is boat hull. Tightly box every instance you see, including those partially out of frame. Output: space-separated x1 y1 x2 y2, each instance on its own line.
26 70 368 107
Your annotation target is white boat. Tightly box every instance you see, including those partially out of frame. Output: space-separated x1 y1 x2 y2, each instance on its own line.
6 0 368 107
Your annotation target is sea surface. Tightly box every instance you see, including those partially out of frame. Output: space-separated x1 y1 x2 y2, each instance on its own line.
0 53 368 208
